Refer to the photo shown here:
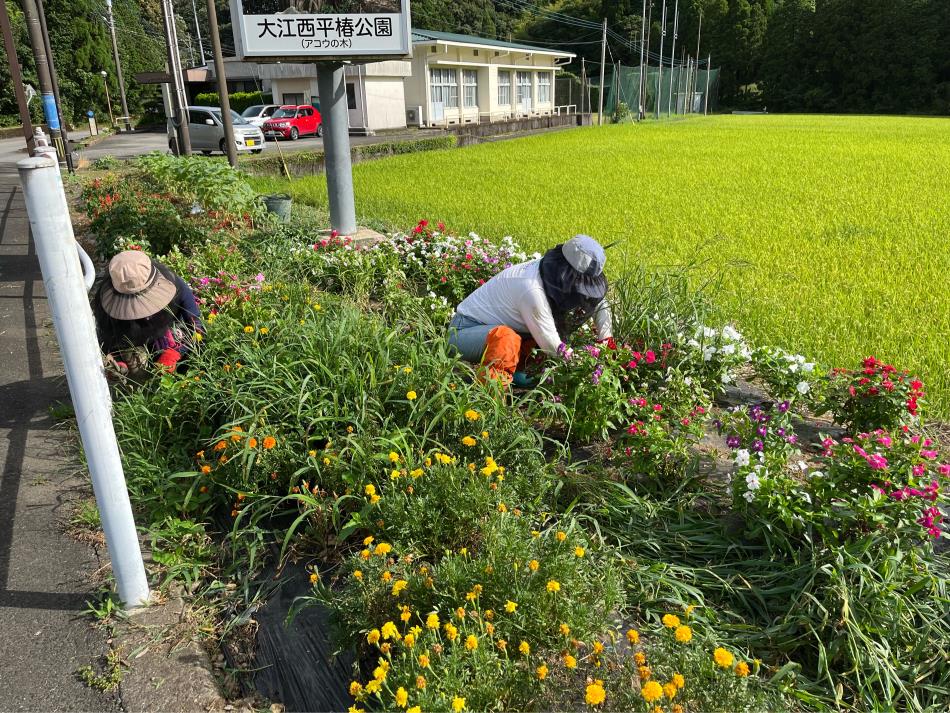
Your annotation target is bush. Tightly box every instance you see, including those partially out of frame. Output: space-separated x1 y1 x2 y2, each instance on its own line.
193 90 266 113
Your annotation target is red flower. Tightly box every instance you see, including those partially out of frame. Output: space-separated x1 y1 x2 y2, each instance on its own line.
911 380 923 391
419 219 429 228
645 350 656 364
863 356 879 368
438 221 446 231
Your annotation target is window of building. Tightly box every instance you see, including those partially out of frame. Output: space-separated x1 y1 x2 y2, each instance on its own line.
517 71 533 107
430 68 458 108
463 69 478 108
498 70 512 106
346 82 357 110
282 92 304 105
538 72 552 103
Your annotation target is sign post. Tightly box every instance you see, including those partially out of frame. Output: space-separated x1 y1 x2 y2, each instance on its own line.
229 0 411 236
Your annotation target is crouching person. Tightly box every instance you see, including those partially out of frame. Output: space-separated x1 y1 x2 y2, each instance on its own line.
93 250 203 375
448 235 613 386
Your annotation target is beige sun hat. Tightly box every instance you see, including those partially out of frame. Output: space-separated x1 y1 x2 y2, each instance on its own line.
99 250 177 321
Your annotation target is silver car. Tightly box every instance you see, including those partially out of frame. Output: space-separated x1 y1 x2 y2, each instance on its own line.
170 106 266 155
241 104 281 127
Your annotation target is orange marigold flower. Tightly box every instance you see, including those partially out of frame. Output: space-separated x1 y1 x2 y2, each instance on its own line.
735 661 750 677
263 436 276 449
200 465 211 474
248 437 258 448
214 440 227 451
713 647 734 669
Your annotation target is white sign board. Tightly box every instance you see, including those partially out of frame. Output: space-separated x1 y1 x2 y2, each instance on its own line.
230 0 411 61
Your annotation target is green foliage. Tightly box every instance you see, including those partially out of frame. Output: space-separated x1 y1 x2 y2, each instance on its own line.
193 91 267 113
77 650 123 692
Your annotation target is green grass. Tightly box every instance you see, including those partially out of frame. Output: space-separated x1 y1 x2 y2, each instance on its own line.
251 114 950 416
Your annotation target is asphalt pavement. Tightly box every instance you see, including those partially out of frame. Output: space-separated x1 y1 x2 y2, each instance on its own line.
0 150 118 710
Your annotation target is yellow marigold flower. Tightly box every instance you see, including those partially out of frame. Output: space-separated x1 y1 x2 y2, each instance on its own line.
444 623 458 641
638 665 652 680
634 651 647 666
640 680 663 704
662 614 681 629
374 542 392 556
592 641 604 654
424 457 432 467
403 367 412 374
518 640 530 656
672 706 684 713
373 665 387 680
243 325 254 333
400 609 411 623
663 682 677 700
407 708 420 713
563 653 577 669
685 604 696 616
481 431 489 439
528 559 539 571
735 661 750 677
415 675 426 690
360 549 371 560
426 613 439 629
403 632 415 648
452 697 465 713
364 484 376 496
381 621 400 640
455 606 466 619
370 494 380 504
409 468 423 478
555 531 567 542
713 647 734 669
496 639 507 651
484 609 494 620
381 571 392 582
349 681 362 697
531 530 541 538
394 687 408 708
388 451 400 463
258 327 269 335
504 600 517 613
485 623 495 635
322 457 331 466
406 391 417 401
366 629 381 645
675 625 692 643
464 635 478 651
418 653 430 668
536 664 548 680
313 304 321 311
560 623 571 636
585 682 606 706
626 629 640 645
362 535 374 546
672 673 685 689
308 449 317 457
574 546 586 557
390 469 401 480
546 580 561 593
461 436 476 447
309 572 319 584
391 580 408 596
497 502 508 513
364 679 381 695
465 409 480 421
348 706 365 713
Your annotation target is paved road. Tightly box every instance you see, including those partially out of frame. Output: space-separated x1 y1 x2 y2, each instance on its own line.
0 154 118 710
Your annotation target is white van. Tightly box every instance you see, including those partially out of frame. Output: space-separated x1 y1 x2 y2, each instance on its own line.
168 106 266 155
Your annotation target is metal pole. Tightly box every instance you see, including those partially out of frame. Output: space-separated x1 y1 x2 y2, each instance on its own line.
101 72 115 126
693 10 702 114
0 0 35 153
316 63 357 236
667 0 679 116
17 154 150 608
580 57 586 115
597 18 606 126
105 0 132 131
704 54 711 115
191 0 206 63
34 0 72 171
19 0 63 164
206 0 237 167
655 0 667 119
637 0 646 120
162 0 190 155
644 0 653 116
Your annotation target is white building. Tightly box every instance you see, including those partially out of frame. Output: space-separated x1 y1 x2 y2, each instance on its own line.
406 29 574 127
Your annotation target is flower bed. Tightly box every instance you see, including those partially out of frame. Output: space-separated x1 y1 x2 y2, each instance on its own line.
80 158 949 712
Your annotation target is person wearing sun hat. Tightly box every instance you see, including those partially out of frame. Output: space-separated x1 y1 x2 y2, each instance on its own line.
94 250 203 373
448 234 613 386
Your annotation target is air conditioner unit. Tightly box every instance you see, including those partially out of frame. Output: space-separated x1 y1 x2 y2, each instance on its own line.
406 106 423 127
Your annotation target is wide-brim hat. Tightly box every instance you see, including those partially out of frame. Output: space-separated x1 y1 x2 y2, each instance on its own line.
99 250 177 321
562 235 607 277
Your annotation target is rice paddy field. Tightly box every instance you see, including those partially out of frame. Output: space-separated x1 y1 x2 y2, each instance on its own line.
255 114 950 415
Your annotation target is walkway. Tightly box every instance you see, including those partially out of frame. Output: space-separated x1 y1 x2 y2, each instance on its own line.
0 155 118 709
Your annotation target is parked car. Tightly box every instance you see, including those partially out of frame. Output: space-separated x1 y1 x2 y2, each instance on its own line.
262 105 323 140
241 104 281 127
171 106 266 156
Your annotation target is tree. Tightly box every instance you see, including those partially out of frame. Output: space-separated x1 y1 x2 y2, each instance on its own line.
759 0 815 110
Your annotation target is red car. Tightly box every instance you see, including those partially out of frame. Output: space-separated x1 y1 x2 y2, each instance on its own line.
262 105 323 140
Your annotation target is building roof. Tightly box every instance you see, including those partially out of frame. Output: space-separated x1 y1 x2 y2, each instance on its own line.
411 29 574 58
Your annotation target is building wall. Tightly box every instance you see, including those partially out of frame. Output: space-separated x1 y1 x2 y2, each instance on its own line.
407 43 566 126
365 77 408 131
269 78 317 105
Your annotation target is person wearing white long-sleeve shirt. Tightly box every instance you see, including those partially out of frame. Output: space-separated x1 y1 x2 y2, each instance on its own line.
449 235 613 385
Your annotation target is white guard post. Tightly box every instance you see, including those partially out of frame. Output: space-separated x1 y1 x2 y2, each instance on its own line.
17 155 150 607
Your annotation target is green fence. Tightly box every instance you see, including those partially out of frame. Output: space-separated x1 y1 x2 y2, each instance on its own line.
603 64 720 117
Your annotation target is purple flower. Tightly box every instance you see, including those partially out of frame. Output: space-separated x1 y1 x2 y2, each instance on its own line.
591 364 604 385
726 435 741 448
255 272 265 283
778 400 790 413
757 425 768 438
751 439 764 453
777 428 786 437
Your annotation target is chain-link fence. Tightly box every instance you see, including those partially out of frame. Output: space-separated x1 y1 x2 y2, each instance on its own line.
602 64 720 118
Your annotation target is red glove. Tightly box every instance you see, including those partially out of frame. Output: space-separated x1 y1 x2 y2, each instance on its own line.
155 348 182 371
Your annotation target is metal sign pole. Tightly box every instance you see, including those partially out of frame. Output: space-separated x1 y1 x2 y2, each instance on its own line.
317 62 357 236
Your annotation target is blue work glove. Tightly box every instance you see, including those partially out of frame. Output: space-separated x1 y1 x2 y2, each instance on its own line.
512 371 537 389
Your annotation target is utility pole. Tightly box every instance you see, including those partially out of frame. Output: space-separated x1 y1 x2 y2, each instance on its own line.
580 57 586 115
161 0 190 155
637 0 646 120
19 0 65 165
105 0 131 131
0 0 34 152
100 71 116 126
644 0 653 116
34 0 72 170
685 56 692 113
693 10 702 114
667 0 679 116
207 0 237 167
704 54 711 115
191 0 206 63
655 0 667 120
597 18 606 126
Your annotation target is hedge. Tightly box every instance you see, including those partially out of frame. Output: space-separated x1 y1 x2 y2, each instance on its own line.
192 91 267 114
239 135 458 176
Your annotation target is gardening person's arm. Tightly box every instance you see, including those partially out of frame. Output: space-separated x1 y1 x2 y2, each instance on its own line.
593 299 613 340
519 288 563 355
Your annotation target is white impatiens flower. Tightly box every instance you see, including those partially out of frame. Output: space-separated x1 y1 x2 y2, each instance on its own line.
722 372 733 384
745 472 761 490
720 343 736 356
743 490 756 502
802 362 815 373
735 449 751 467
797 460 808 472
788 363 798 373
796 381 811 395
703 346 717 362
